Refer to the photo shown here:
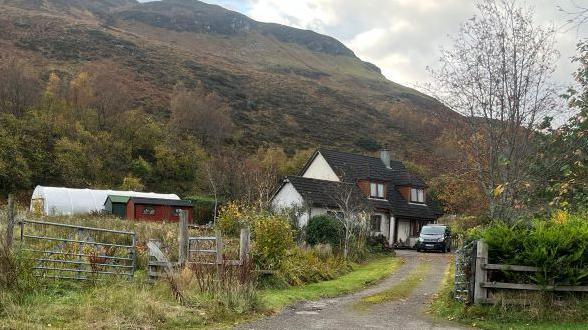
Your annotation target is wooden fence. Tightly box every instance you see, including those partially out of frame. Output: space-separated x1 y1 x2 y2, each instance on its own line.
148 211 250 281
471 240 588 304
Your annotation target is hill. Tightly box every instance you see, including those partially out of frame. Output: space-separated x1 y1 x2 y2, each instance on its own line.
0 0 463 174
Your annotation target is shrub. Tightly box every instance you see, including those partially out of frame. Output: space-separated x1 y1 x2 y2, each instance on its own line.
186 195 219 225
472 212 588 286
305 215 344 247
250 214 294 270
217 202 249 237
367 234 391 252
277 248 350 286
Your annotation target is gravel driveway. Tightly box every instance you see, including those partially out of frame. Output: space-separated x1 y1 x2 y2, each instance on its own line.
238 250 470 330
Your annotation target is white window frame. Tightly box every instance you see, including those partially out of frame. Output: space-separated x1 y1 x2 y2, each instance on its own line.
370 182 385 199
410 188 425 203
370 215 382 232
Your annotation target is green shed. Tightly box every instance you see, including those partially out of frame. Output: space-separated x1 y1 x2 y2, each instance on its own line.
104 195 130 218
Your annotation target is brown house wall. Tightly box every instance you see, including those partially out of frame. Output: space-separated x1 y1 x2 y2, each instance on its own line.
357 180 370 197
398 186 410 201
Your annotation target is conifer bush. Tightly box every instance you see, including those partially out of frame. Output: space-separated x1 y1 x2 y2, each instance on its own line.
472 211 588 286
305 215 344 248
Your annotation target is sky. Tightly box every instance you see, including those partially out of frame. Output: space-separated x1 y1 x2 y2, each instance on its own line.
138 0 587 92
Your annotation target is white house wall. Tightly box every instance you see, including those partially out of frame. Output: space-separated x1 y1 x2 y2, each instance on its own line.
372 212 390 240
271 182 309 227
397 219 411 245
302 153 340 181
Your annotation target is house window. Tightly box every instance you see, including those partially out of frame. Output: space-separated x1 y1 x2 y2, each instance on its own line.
142 206 155 215
172 208 182 216
327 210 344 220
370 215 382 232
410 188 425 203
370 182 385 198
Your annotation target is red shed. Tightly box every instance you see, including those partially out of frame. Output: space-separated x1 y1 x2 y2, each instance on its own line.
124 197 194 223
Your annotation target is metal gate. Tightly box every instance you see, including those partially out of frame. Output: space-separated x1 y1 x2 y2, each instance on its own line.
19 219 136 280
454 240 476 303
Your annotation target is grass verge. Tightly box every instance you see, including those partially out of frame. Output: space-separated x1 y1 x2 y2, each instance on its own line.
429 257 588 330
356 262 431 307
259 256 403 311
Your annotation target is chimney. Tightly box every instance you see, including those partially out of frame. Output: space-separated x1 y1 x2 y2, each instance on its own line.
380 144 391 168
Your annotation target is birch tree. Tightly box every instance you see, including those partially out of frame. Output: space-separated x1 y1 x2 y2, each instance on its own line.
329 183 371 259
428 0 560 219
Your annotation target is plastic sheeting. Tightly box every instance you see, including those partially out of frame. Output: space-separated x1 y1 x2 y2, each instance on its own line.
30 186 181 216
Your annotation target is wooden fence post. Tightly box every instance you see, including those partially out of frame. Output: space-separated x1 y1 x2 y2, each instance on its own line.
239 227 250 266
5 194 15 249
178 210 188 266
215 229 223 279
473 240 489 304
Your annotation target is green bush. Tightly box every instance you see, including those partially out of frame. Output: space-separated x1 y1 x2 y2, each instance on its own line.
251 214 294 270
305 215 344 247
472 211 588 286
277 248 350 286
186 195 219 225
217 202 249 237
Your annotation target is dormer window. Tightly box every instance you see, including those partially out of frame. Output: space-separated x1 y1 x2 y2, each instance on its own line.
370 182 385 199
410 188 425 203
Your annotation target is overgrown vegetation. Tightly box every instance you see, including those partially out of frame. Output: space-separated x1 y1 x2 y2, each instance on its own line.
305 215 344 248
0 201 398 328
470 211 588 286
430 256 588 329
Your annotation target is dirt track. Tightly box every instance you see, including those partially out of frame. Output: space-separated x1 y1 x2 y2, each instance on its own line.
238 250 470 330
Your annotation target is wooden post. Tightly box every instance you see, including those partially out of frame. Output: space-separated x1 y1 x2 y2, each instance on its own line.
473 240 489 304
5 194 15 250
239 227 250 266
215 229 223 279
178 210 188 266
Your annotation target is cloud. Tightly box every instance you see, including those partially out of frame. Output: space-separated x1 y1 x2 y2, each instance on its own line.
201 0 586 94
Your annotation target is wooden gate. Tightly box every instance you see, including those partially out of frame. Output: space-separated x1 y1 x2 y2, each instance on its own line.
19 219 136 280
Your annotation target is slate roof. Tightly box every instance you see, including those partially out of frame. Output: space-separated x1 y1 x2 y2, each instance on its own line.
287 149 443 220
129 197 193 207
316 149 426 187
286 176 364 209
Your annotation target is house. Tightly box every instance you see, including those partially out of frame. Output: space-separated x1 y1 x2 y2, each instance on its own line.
30 186 181 216
104 195 194 223
271 148 443 248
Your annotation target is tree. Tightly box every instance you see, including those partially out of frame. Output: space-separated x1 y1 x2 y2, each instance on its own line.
0 57 41 116
328 182 371 259
428 0 560 219
526 41 588 213
89 69 130 128
170 83 234 148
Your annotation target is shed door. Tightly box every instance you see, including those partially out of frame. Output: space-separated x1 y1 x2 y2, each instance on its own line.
112 203 127 218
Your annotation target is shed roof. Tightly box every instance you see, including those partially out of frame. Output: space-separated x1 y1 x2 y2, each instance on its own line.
106 195 131 204
129 197 193 207
30 186 181 216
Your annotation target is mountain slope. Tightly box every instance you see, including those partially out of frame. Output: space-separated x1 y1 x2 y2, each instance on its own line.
0 0 462 172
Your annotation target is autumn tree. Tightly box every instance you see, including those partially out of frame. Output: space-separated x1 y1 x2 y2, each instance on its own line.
0 57 41 116
89 69 130 128
526 41 588 213
170 83 234 148
428 0 560 219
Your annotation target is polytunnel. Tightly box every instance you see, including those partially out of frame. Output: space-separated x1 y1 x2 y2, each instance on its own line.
30 186 181 216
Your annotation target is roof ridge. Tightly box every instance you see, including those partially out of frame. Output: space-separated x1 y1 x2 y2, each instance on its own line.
318 148 379 160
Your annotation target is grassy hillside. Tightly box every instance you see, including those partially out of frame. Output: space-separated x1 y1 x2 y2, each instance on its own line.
0 0 464 177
